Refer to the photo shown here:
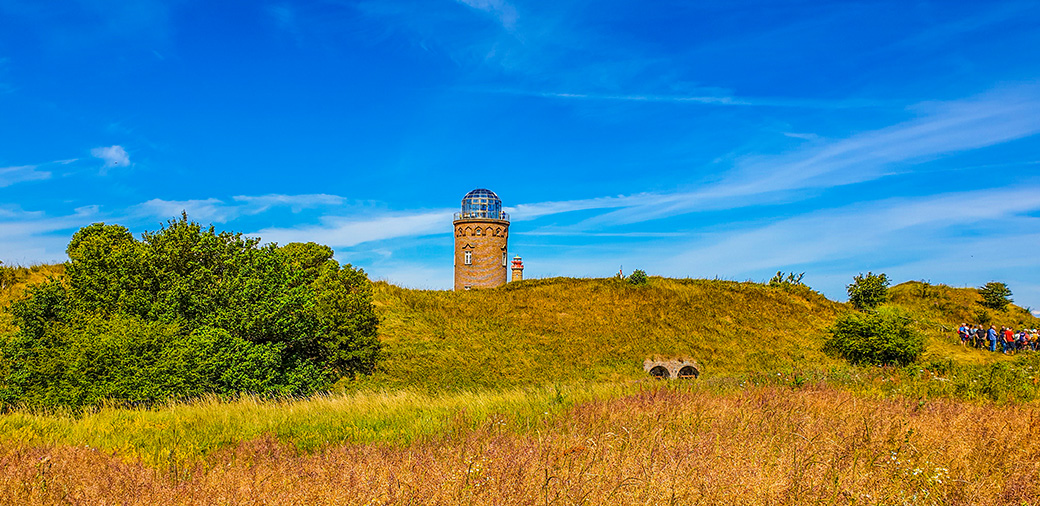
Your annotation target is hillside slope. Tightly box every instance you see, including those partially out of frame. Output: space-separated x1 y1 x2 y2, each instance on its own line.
0 264 64 335
891 281 1038 330
7 267 1039 391
369 277 844 390
890 280 1040 365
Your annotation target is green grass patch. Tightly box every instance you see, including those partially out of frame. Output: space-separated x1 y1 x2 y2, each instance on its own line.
0 381 639 470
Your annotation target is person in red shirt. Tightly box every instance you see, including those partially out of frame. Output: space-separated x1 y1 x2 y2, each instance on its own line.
1003 327 1015 354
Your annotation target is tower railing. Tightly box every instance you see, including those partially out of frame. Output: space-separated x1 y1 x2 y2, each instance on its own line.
454 211 509 221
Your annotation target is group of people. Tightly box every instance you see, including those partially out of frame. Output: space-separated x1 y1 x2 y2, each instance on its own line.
958 323 1039 354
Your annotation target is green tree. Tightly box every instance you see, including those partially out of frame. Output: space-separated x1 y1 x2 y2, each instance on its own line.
824 307 923 366
627 269 648 286
846 271 890 310
1 215 380 409
978 281 1013 311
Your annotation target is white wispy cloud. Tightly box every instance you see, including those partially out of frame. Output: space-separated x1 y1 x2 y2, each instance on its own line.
132 193 344 223
0 206 102 263
90 145 131 172
232 193 343 212
267 3 299 33
255 209 452 247
456 0 518 30
0 165 51 187
505 194 647 221
476 88 889 109
133 198 231 223
659 186 1040 276
243 86 1040 254
0 205 45 220
521 83 1040 229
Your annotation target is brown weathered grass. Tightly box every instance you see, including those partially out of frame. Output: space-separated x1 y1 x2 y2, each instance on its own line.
5 384 1040 505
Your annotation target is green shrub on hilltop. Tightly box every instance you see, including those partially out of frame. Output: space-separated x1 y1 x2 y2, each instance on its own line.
978 281 1013 311
824 307 923 366
846 272 889 310
627 269 648 286
0 215 379 409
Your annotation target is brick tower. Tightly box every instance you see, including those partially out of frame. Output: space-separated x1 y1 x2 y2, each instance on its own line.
454 189 509 290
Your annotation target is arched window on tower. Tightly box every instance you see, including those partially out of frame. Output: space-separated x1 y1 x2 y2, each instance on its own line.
475 228 482 236
464 250 472 265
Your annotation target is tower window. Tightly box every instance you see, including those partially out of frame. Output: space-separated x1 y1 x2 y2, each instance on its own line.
502 252 507 266
475 228 482 236
464 250 472 265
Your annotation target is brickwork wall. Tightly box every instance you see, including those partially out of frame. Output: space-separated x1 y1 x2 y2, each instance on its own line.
453 218 509 290
511 267 523 282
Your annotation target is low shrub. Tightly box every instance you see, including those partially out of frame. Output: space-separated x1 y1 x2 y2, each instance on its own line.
823 307 923 366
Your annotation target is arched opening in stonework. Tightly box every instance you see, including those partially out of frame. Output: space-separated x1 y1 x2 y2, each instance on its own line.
649 366 670 379
678 366 699 379
485 227 493 236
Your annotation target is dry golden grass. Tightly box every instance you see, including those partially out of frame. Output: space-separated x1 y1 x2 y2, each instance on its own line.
4 384 1040 505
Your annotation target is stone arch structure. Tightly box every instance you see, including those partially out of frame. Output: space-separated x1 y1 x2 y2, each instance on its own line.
643 359 700 380
678 366 699 378
648 366 670 379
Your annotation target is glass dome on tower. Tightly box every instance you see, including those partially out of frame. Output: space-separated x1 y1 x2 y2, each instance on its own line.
458 188 509 221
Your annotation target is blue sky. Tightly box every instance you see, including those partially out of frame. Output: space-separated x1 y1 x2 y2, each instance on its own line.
2 0 1039 310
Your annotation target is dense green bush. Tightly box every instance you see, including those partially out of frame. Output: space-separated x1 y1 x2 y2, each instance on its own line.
0 216 379 409
847 272 889 310
823 307 923 366
627 269 648 286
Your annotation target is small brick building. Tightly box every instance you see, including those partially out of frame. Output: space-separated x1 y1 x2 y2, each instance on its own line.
454 189 510 290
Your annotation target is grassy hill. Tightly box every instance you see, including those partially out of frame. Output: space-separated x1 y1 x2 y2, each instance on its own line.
367 277 844 390
5 266 1039 391
888 280 1040 365
367 277 1040 389
890 280 1038 329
